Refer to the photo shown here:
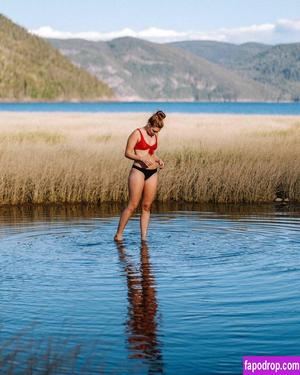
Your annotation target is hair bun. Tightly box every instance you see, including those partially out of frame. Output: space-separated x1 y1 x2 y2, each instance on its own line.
156 110 166 120
147 110 166 129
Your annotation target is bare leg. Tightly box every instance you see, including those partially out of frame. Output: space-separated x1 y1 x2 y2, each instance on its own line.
140 172 158 241
114 168 145 241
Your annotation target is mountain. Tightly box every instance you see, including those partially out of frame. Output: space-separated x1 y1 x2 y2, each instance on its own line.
168 40 271 69
170 40 300 101
49 36 279 101
0 14 114 101
232 43 300 101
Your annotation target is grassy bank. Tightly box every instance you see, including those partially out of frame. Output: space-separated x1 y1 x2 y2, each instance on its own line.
0 112 299 205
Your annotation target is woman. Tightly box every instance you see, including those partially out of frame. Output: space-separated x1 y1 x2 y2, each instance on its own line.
114 110 166 242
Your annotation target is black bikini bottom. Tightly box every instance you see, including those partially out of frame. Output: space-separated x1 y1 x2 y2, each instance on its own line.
132 165 158 180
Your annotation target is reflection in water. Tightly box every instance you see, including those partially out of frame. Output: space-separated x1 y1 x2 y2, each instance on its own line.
1 204 300 373
116 241 163 374
1 201 298 227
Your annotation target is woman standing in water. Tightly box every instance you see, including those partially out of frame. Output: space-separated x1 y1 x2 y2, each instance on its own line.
114 110 166 242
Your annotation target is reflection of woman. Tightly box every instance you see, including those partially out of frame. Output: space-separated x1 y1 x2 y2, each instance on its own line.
116 241 163 373
114 111 166 242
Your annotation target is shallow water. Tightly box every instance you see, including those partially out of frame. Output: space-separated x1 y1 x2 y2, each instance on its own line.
0 203 300 374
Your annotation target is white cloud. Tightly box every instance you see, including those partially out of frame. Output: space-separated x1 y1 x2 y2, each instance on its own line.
29 26 136 41
276 18 300 31
30 19 300 44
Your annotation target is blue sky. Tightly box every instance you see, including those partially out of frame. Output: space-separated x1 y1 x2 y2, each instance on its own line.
1 0 300 43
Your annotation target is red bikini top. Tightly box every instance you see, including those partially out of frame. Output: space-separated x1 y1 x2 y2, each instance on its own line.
134 128 157 155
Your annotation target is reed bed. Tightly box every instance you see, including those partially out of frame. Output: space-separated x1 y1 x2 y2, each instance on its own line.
0 325 107 374
0 112 299 205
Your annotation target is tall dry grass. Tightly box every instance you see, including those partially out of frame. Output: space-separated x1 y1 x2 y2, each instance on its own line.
0 112 299 205
0 324 106 374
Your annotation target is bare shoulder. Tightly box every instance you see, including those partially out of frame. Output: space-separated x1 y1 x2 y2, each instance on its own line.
128 128 140 141
130 128 140 136
126 128 140 146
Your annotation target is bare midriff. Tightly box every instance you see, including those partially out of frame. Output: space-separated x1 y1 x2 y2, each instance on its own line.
133 150 158 170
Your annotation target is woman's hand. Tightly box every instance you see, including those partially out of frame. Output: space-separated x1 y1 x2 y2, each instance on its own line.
157 159 165 169
140 157 154 167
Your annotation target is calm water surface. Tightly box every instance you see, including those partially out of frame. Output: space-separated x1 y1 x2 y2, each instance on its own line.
1 101 300 115
0 203 300 374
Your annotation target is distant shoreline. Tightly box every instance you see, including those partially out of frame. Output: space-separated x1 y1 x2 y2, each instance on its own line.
1 101 300 116
0 112 300 118
0 100 300 103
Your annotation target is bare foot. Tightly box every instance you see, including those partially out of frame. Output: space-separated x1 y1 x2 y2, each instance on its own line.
114 234 123 242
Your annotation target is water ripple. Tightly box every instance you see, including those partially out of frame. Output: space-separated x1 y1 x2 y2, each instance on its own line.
0 206 299 374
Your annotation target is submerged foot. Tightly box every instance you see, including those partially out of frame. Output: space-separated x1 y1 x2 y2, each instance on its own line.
114 234 123 242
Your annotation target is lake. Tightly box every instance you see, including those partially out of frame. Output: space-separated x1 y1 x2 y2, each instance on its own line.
1 203 299 374
1 101 300 115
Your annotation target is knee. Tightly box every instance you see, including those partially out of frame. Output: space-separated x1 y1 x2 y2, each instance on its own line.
142 203 152 212
127 202 138 214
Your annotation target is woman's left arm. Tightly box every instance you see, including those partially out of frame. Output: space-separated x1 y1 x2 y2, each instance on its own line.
153 153 165 169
